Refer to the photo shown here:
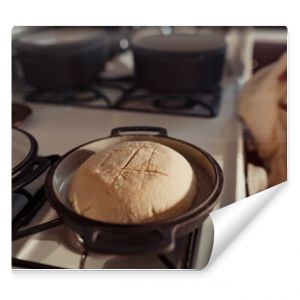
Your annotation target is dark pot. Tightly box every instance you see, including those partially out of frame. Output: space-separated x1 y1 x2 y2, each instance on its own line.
14 28 110 90
132 34 226 93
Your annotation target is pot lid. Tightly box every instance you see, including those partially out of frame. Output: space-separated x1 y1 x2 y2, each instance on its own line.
17 28 105 47
132 34 226 54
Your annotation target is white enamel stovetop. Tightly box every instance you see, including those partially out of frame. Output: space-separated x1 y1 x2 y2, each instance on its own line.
12 79 246 269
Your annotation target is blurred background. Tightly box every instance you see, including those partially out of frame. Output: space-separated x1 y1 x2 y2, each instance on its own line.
12 26 287 90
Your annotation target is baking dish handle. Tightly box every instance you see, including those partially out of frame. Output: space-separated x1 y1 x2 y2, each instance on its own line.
83 227 176 255
110 126 168 137
12 157 50 192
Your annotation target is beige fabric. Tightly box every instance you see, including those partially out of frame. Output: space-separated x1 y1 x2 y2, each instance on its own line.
68 141 196 224
238 53 287 187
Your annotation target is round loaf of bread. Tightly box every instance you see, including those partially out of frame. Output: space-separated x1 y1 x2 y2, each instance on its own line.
68 141 196 224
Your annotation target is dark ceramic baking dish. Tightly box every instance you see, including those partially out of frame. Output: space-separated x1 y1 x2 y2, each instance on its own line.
45 126 223 254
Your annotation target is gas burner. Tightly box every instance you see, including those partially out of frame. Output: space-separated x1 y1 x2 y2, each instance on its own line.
153 97 196 110
24 86 111 106
97 74 135 92
22 73 222 118
115 86 222 118
64 226 85 254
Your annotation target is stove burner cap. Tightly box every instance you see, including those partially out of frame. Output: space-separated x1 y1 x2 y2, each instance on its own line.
153 97 196 110
71 90 99 102
64 226 85 253
25 87 106 104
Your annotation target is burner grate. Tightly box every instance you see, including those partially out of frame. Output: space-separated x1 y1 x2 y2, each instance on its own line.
12 215 200 269
12 153 201 269
24 86 111 107
12 155 61 234
114 85 222 118
23 75 222 118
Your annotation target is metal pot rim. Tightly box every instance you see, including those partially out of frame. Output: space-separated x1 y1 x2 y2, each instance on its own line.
12 127 38 175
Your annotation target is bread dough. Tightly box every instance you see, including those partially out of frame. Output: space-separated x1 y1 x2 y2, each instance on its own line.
68 141 196 224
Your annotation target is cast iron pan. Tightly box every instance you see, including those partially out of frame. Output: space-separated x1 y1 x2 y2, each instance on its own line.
132 34 226 93
45 126 223 255
14 27 110 90
12 127 50 192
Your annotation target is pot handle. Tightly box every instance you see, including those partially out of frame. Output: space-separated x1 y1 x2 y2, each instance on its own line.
110 126 168 137
12 157 50 192
83 227 176 255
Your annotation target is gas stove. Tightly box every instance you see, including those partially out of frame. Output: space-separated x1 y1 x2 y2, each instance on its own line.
12 171 203 269
22 51 222 118
11 150 213 270
12 152 215 269
12 75 245 269
12 30 246 269
12 188 202 269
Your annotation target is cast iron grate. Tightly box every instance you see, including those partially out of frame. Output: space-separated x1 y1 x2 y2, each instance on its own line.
115 84 222 118
23 76 222 118
24 86 111 106
12 217 200 269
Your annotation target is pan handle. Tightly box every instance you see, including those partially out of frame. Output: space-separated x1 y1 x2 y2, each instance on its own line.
110 126 168 137
83 227 176 255
12 157 50 192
